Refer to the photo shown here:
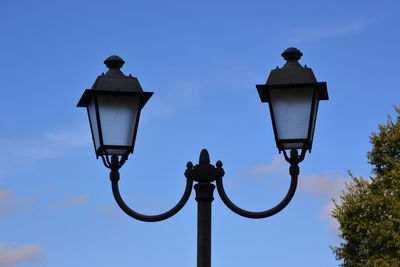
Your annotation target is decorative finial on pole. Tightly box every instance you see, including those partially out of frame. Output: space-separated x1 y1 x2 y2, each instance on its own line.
199 149 210 164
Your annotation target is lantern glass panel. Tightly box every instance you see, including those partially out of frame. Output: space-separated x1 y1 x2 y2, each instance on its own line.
309 95 319 146
87 98 101 151
97 95 140 155
269 87 313 147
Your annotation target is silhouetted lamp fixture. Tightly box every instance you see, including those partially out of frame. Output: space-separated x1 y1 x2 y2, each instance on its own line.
77 48 328 267
257 48 328 154
77 55 152 158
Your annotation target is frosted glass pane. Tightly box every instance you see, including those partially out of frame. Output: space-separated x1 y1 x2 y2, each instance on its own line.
309 98 319 145
270 88 313 140
98 95 140 147
87 98 100 151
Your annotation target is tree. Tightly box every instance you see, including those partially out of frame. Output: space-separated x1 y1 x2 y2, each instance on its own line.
331 107 400 266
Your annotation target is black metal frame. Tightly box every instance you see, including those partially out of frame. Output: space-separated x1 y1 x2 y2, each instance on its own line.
256 82 328 153
77 89 153 158
104 148 306 267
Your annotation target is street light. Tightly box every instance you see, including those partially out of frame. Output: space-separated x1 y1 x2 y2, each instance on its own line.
77 55 153 159
257 47 328 154
77 48 328 267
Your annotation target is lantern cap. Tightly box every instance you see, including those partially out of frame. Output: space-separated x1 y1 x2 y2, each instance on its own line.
265 47 317 85
88 55 143 93
77 55 153 108
256 48 328 102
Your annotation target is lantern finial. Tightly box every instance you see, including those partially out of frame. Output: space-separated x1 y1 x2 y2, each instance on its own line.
104 55 125 69
281 47 303 62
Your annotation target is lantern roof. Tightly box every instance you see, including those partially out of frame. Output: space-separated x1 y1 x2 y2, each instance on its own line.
257 48 328 102
77 55 153 108
266 47 317 85
90 55 143 93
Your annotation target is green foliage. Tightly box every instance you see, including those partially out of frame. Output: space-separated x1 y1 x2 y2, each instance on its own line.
331 107 400 266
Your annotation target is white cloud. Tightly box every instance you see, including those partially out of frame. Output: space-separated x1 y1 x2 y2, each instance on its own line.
298 174 347 197
0 127 91 176
11 127 90 161
0 189 35 219
45 129 91 147
23 128 91 160
244 160 347 197
52 192 90 208
297 174 348 234
51 191 122 216
290 20 368 43
319 201 340 235
242 156 285 176
0 243 44 266
0 190 15 219
242 160 349 233
90 205 119 216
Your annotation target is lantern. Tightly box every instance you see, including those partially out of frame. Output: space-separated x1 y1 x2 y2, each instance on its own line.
77 56 153 157
256 48 328 152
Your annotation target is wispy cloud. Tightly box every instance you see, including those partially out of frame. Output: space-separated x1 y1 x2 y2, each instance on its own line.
90 205 119 216
245 156 285 175
242 160 348 233
20 128 91 160
237 156 287 188
297 174 347 234
45 129 91 147
51 192 121 216
298 174 346 197
0 189 35 219
0 190 15 219
290 20 369 43
11 127 90 160
0 243 44 266
52 192 90 208
0 127 91 176
319 201 340 235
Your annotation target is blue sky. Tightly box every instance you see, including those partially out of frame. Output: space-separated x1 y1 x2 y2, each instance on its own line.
0 1 399 266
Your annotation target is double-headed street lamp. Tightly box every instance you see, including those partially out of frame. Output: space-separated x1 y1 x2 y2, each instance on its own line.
77 48 328 267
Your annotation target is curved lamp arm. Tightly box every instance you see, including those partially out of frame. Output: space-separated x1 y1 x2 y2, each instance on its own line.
106 155 194 222
216 149 305 219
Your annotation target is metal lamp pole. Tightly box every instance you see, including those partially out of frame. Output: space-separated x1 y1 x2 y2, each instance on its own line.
109 147 303 267
77 48 329 267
